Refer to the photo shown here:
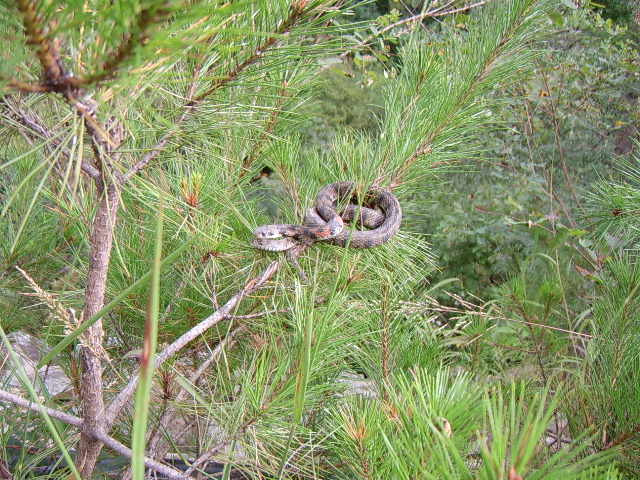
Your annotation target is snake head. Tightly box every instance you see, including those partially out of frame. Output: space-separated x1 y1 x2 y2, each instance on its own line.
253 225 284 239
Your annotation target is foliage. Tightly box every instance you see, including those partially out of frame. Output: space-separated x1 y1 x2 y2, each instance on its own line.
327 379 613 479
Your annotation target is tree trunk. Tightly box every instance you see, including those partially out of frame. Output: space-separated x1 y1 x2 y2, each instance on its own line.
76 183 119 477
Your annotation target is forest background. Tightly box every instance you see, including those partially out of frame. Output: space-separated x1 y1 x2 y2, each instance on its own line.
0 0 639 479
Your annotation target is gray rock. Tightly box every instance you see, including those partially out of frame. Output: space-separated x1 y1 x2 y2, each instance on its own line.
0 331 72 398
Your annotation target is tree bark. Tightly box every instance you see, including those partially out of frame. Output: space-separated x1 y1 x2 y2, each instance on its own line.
76 182 119 477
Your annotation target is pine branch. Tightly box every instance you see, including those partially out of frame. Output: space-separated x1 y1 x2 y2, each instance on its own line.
70 4 173 87
123 3 311 181
0 389 190 480
389 0 546 187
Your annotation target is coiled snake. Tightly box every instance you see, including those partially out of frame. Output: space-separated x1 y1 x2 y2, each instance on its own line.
252 181 402 252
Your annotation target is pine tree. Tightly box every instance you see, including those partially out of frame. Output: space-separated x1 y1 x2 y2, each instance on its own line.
0 0 622 478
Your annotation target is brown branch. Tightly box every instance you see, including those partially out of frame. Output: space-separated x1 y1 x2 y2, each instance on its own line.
76 183 120 475
122 115 187 182
104 260 280 427
15 0 64 83
540 67 580 215
405 293 594 339
5 78 50 93
141 292 330 467
0 389 191 480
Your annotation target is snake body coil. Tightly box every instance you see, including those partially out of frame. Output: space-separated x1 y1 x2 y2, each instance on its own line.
252 181 401 251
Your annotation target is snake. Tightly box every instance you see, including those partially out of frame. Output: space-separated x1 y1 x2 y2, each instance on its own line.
252 181 402 251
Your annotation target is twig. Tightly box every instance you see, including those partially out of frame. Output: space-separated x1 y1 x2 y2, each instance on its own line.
0 389 190 480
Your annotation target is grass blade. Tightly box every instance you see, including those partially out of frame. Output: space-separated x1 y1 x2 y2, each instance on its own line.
131 199 163 479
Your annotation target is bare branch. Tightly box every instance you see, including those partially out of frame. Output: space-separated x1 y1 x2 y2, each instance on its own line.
104 260 280 427
0 389 191 480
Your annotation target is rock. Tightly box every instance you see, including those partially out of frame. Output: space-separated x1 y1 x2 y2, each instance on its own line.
0 331 72 398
